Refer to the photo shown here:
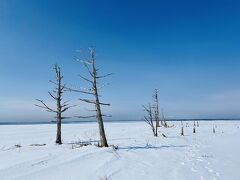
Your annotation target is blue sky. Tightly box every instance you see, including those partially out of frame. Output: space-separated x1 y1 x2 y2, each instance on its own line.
0 0 240 122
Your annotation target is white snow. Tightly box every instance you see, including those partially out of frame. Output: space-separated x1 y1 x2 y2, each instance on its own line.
0 121 240 180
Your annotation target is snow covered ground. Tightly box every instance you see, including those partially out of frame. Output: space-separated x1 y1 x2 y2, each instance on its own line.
0 121 240 180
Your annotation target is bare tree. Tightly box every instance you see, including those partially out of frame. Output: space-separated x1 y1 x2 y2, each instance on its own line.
35 64 74 144
153 89 160 129
213 124 216 133
143 89 167 137
161 109 168 128
181 121 184 136
143 104 157 136
193 121 196 133
69 48 111 147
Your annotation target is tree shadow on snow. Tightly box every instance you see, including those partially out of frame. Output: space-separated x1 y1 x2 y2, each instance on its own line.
118 144 188 151
65 137 132 145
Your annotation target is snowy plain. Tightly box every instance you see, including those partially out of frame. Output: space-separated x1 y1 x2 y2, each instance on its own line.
0 121 239 180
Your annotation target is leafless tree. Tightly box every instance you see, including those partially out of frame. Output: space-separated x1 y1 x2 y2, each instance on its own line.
69 48 111 147
35 64 74 144
193 121 196 133
161 109 168 128
143 104 157 136
181 121 184 136
153 89 160 129
143 89 166 137
213 124 216 133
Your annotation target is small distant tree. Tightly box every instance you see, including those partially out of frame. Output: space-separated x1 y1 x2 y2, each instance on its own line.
68 48 111 147
213 124 216 133
181 121 184 136
197 121 199 127
143 89 166 137
143 104 157 136
35 64 74 144
161 109 168 128
193 121 196 133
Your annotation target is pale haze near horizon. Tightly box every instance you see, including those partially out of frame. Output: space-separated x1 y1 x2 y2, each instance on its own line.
0 0 240 122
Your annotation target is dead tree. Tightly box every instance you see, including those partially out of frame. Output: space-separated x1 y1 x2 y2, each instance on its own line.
193 121 196 133
143 89 166 137
161 109 168 128
69 48 111 147
143 104 157 136
35 64 74 144
143 90 167 137
181 121 184 136
153 89 160 128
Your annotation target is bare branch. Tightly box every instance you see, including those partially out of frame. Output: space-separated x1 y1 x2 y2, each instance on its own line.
54 116 72 120
99 102 110 106
62 100 70 106
97 83 110 90
81 59 92 65
96 73 113 79
102 114 112 117
80 60 94 77
65 87 94 95
49 80 58 86
75 115 96 118
84 108 97 112
79 98 96 104
35 99 57 113
48 92 57 100
62 117 72 119
78 75 93 84
61 84 67 91
61 105 77 113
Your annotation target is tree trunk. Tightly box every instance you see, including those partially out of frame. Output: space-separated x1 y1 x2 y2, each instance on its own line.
95 94 108 147
181 127 184 136
56 67 62 144
91 49 108 147
193 127 196 133
193 121 196 133
35 64 71 145
56 112 62 144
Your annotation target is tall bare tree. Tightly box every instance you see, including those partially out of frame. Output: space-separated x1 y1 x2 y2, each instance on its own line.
143 89 165 137
35 64 74 144
69 48 111 147
153 89 160 128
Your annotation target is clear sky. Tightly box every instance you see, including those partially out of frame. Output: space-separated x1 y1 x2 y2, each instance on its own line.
0 0 240 122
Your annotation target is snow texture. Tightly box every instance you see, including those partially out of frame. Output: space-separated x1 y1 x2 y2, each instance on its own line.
0 121 239 180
